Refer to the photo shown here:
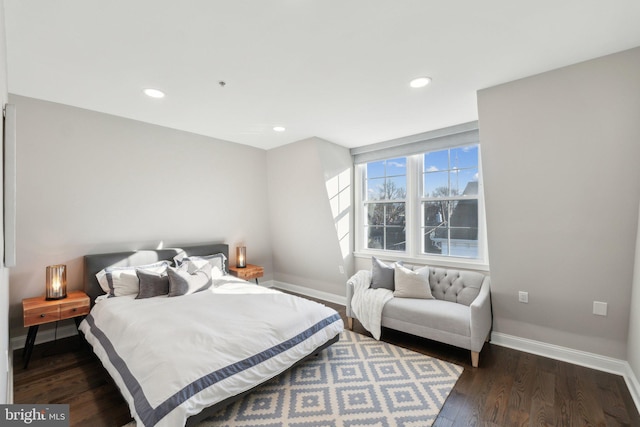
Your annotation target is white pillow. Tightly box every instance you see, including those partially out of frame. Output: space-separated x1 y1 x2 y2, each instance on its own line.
393 265 434 299
96 260 171 297
183 258 224 280
180 253 226 279
184 258 209 273
167 263 213 297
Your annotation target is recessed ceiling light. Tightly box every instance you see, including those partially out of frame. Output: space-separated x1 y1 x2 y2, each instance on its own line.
409 77 432 88
273 126 286 132
143 88 166 98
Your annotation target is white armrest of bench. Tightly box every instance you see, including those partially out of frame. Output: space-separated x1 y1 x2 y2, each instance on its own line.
469 276 492 352
346 270 371 318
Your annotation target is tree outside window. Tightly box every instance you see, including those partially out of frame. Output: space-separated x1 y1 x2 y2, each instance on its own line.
364 158 406 251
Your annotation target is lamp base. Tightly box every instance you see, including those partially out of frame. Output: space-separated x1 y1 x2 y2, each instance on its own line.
46 295 67 301
236 265 246 269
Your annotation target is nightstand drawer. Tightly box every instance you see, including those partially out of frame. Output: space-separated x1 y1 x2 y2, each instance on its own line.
60 304 90 320
24 305 61 327
238 269 263 280
60 296 90 320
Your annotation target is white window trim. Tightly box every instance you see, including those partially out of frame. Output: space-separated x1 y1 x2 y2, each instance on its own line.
352 122 489 271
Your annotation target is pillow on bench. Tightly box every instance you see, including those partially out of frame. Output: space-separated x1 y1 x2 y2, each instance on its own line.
370 257 403 290
393 265 434 299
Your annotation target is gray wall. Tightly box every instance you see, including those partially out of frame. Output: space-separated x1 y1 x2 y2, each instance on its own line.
478 47 640 359
629 202 640 381
0 0 10 403
267 137 352 296
8 95 272 336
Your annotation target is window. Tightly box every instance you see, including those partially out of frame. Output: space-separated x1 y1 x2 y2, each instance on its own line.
363 158 406 251
353 122 486 266
422 146 479 258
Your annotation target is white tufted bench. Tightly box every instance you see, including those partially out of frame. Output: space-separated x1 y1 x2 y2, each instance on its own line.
346 267 492 367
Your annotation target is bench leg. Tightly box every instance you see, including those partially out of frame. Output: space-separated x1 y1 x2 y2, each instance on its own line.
471 351 479 368
347 317 353 330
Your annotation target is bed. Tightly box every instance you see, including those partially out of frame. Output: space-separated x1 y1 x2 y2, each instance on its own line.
79 243 343 427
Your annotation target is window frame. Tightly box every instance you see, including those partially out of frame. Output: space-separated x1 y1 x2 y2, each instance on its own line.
353 124 489 271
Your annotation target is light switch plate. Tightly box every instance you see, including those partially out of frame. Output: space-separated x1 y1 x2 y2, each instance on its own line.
593 301 607 316
518 291 528 303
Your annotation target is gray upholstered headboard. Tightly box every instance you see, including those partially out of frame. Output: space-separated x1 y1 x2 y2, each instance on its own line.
83 243 229 305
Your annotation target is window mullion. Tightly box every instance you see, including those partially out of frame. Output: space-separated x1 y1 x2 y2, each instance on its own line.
382 203 387 250
406 154 419 257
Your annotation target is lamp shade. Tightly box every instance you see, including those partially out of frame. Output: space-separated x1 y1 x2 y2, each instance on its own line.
236 246 246 268
46 265 67 300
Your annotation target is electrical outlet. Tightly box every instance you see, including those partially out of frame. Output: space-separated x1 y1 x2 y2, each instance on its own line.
518 291 529 303
593 301 607 316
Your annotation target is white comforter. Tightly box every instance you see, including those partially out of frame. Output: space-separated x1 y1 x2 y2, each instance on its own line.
79 276 343 427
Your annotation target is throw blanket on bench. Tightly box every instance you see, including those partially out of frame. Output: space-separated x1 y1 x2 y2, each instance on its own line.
349 270 393 340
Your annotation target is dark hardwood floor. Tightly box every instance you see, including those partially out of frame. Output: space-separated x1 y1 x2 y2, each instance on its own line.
13 296 640 427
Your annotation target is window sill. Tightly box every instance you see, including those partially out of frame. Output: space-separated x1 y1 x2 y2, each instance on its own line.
353 251 490 272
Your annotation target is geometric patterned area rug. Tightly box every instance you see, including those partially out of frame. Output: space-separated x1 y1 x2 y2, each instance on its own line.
198 330 463 427
123 330 463 427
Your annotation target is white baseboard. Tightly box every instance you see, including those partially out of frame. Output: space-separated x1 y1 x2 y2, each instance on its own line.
491 332 640 411
257 279 275 288
623 363 640 412
10 324 79 351
270 281 346 306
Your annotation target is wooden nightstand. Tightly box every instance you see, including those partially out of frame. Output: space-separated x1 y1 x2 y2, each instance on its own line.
22 290 90 369
228 264 264 284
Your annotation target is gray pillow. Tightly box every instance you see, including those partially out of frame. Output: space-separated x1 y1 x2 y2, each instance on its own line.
393 265 434 299
370 257 403 290
135 269 169 299
167 263 213 297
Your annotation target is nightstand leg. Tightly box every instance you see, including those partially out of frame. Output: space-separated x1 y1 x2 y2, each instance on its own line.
23 325 39 369
255 278 259 285
22 326 34 357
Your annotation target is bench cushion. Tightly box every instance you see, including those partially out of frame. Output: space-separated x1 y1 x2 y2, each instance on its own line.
382 297 471 337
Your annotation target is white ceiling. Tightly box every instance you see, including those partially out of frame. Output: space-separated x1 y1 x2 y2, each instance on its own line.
5 1 640 150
